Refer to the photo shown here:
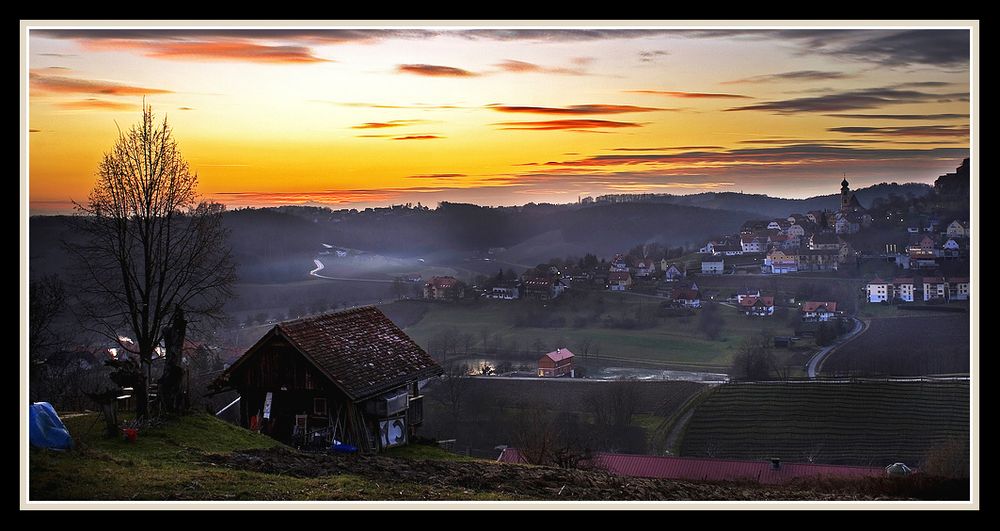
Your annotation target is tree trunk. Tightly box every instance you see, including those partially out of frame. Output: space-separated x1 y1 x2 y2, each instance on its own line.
159 306 187 414
135 377 148 420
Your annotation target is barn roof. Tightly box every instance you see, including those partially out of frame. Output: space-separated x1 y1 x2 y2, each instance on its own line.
497 449 884 485
221 306 442 401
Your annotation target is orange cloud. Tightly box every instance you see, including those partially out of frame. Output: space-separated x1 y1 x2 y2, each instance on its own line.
628 90 751 99
30 72 172 96
57 98 138 111
495 119 643 131
493 59 585 75
488 104 666 115
392 135 443 140
396 64 477 77
83 39 329 63
351 120 427 129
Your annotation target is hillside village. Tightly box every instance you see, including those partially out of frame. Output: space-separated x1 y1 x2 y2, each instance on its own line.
407 160 970 339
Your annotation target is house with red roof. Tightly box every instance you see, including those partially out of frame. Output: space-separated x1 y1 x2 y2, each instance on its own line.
672 288 701 308
740 295 774 317
538 348 575 378
608 271 632 291
423 276 463 300
801 301 838 322
497 449 885 485
634 258 656 278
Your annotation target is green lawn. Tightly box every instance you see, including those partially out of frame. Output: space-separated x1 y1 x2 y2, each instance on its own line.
399 292 798 371
29 413 507 501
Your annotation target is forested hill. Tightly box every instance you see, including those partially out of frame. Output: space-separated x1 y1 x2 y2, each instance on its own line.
28 180 935 281
232 201 759 258
596 182 933 219
29 202 754 280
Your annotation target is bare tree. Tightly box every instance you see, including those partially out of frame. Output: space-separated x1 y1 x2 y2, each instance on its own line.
29 275 66 361
430 361 471 428
730 332 776 381
67 105 236 420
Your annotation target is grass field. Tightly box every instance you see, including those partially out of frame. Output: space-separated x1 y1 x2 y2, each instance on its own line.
823 315 971 376
679 380 970 467
396 291 800 371
419 378 708 457
28 413 504 501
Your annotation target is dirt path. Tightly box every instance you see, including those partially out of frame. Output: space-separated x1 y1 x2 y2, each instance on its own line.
664 408 697 454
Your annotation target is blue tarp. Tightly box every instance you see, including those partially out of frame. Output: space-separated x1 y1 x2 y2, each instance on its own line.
29 402 73 450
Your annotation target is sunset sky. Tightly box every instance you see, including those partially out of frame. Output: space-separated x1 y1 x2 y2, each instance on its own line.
26 24 972 214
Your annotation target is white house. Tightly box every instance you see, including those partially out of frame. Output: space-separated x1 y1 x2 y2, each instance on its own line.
609 254 630 272
785 224 806 238
801 301 838 322
923 277 948 301
740 295 775 317
866 278 891 303
634 258 656 278
672 288 701 308
945 220 968 238
948 277 970 301
893 278 916 302
941 238 962 258
661 262 685 281
701 258 724 275
699 242 717 254
608 271 632 291
736 289 761 304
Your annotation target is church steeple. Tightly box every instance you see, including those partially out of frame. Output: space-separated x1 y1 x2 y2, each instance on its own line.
840 177 851 210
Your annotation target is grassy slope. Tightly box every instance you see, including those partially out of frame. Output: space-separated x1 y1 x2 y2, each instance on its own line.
29 413 508 501
400 293 797 370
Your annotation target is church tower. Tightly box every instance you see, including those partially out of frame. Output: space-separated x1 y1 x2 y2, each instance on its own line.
840 178 851 210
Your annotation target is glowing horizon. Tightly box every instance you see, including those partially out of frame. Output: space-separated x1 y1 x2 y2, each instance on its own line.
27 25 972 214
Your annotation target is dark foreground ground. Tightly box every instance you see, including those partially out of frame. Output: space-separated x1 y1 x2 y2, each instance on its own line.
206 446 966 501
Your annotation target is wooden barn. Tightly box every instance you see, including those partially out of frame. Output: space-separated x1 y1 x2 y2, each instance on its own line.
211 306 443 452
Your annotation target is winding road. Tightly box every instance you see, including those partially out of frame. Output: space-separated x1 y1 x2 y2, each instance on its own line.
806 317 866 379
309 259 396 283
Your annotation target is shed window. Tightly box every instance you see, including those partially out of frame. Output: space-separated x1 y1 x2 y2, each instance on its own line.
314 397 328 416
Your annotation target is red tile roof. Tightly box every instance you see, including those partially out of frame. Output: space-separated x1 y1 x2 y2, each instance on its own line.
222 306 442 401
673 289 700 300
922 277 946 283
426 276 458 289
801 301 837 313
947 277 969 283
498 449 884 485
892 278 915 285
608 271 631 282
740 296 774 307
542 348 575 363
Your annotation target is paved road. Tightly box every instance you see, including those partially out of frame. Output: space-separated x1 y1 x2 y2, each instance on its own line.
309 259 396 283
806 317 865 379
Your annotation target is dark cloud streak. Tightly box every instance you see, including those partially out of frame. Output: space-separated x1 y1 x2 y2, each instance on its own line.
488 104 667 115
396 64 478 77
